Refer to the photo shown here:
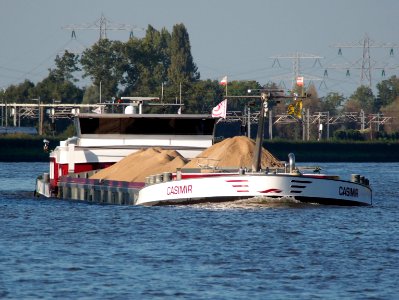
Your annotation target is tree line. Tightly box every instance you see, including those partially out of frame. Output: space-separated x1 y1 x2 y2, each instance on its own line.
1 23 399 139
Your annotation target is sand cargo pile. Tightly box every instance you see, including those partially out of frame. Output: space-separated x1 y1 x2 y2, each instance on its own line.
90 136 283 183
90 148 188 183
183 136 282 169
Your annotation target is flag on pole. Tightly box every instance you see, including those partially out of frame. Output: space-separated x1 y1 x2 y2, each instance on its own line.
219 76 228 86
296 76 304 86
212 99 227 119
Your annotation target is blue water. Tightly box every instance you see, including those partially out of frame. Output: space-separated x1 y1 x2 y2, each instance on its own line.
0 162 398 299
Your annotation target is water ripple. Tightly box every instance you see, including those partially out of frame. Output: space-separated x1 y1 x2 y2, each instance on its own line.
0 162 398 299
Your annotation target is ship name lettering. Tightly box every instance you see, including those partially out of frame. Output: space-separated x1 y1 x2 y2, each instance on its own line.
339 186 358 197
167 185 193 195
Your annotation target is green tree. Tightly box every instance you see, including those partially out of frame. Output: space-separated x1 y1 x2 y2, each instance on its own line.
222 80 261 112
124 26 171 97
142 26 170 88
167 23 199 89
82 85 99 104
320 92 345 115
3 80 35 103
302 84 321 114
80 39 126 100
333 129 364 141
183 80 223 113
345 85 375 113
33 50 83 104
53 50 81 82
34 71 83 104
121 37 145 95
376 75 399 110
380 96 399 133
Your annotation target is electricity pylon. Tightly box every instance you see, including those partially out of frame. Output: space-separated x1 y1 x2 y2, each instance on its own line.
62 14 143 41
270 52 325 89
330 33 399 87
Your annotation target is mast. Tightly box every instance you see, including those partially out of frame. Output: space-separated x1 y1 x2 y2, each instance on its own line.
227 89 307 172
252 93 267 172
251 90 308 172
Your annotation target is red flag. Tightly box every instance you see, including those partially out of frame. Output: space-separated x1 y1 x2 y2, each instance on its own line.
219 76 227 86
296 76 304 86
212 99 227 119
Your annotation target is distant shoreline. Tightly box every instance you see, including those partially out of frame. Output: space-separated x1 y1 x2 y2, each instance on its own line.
0 137 398 162
266 141 399 162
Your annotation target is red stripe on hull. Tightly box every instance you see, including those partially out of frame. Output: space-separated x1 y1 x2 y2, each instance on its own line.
259 188 282 193
226 180 249 183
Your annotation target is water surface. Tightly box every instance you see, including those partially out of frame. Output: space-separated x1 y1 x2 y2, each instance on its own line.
0 162 398 299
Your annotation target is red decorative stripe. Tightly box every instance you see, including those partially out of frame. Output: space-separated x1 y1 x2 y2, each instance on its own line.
258 188 282 194
237 190 249 193
226 180 248 183
232 185 249 187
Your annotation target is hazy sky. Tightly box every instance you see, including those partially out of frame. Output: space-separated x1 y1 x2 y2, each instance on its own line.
0 0 398 96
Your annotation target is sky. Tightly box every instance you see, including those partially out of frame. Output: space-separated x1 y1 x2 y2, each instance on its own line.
0 0 398 97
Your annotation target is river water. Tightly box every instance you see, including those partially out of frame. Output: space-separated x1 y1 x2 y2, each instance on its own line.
0 162 398 299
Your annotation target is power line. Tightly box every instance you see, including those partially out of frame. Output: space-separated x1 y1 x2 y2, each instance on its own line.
330 33 399 87
62 14 144 41
270 52 325 89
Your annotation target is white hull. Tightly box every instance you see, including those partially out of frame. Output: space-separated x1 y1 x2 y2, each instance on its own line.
137 173 372 206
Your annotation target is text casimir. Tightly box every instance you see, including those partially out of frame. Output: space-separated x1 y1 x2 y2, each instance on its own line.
167 185 193 195
339 186 358 197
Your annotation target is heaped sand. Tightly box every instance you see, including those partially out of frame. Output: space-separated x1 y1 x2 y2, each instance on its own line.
184 136 282 169
90 148 188 182
90 136 283 182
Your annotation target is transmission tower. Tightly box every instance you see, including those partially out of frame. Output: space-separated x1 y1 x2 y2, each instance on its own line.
330 33 399 87
270 52 325 89
62 14 143 41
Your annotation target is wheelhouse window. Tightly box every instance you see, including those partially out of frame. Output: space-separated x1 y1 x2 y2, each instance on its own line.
79 117 215 135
